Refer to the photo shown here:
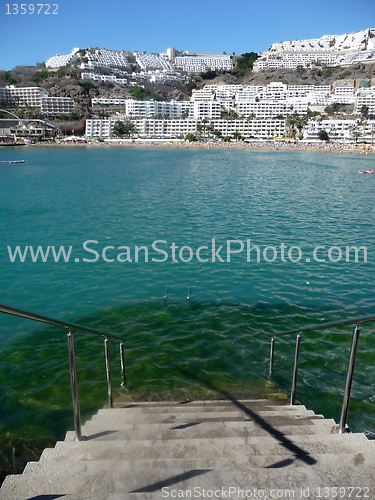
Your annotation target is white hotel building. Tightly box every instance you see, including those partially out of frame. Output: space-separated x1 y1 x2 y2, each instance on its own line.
175 55 233 72
304 119 375 141
3 86 48 107
85 118 286 140
41 97 74 115
0 86 74 114
124 100 221 120
355 90 375 116
46 48 79 68
236 100 308 118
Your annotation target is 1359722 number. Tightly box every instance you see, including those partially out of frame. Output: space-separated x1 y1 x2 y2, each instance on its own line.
6 4 58 14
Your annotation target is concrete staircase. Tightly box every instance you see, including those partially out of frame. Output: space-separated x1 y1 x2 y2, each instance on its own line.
1 399 374 500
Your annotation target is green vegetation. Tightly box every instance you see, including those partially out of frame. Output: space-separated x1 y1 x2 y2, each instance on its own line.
235 52 258 75
113 120 136 138
76 81 95 93
329 38 336 47
56 66 68 77
324 103 352 116
200 70 217 80
33 69 49 83
128 86 160 101
0 71 17 85
360 105 369 118
318 130 330 141
184 133 197 142
285 113 309 139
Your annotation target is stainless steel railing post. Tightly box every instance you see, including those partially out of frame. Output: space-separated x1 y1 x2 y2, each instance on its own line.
269 337 275 377
290 334 301 406
104 338 113 408
338 324 360 434
67 330 82 441
120 342 126 386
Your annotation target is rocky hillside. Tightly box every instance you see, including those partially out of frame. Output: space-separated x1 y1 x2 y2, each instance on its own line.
1 59 374 106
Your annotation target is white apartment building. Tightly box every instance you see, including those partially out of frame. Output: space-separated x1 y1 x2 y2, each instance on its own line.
235 89 261 102
259 53 339 70
125 99 220 120
212 119 286 139
134 53 173 71
80 62 110 71
92 98 127 106
85 117 286 139
285 85 332 105
236 100 307 118
86 119 113 138
46 48 79 68
85 118 197 138
86 49 129 68
193 102 221 119
191 89 215 101
204 85 244 99
334 86 355 95
175 56 233 72
304 119 375 141
355 91 375 115
340 50 375 66
125 100 183 119
134 119 198 137
264 82 288 100
149 71 182 84
268 29 375 53
81 73 128 85
3 86 48 107
331 95 356 105
0 88 13 107
41 97 74 115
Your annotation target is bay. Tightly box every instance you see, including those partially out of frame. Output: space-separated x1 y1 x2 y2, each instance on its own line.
0 145 375 480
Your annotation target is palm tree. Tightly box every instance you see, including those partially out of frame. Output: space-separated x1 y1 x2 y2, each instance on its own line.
349 121 362 144
206 125 213 139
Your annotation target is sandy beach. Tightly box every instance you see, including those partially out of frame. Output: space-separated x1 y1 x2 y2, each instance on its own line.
32 139 375 154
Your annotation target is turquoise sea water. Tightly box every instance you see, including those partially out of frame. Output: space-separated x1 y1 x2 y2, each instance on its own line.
0 145 375 480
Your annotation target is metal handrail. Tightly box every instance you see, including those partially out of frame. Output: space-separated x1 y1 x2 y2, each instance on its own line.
0 301 127 441
267 312 375 337
0 302 125 341
268 318 369 434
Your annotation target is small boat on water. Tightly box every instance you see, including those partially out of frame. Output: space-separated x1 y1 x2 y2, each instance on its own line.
0 160 26 164
358 169 374 174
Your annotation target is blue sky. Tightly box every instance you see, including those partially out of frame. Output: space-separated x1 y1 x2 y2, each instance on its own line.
1 0 375 70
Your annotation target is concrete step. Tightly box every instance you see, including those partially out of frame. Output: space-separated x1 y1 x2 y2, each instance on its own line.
112 399 290 407
82 416 328 436
87 409 317 425
97 404 314 415
72 420 336 443
37 449 368 471
49 433 373 461
107 402 303 414
1 452 374 499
